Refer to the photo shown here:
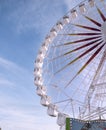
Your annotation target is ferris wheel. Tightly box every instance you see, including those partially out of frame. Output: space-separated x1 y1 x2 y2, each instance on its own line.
34 0 106 129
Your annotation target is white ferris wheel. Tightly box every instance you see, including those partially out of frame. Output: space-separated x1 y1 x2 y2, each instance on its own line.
34 0 106 129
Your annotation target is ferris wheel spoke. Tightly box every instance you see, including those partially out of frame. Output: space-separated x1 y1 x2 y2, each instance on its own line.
50 84 71 98
62 100 71 113
64 36 101 45
96 6 106 22
63 32 101 36
50 38 102 61
64 38 102 54
51 54 72 72
83 15 101 27
65 40 103 64
52 36 102 47
65 43 105 88
54 62 71 75
73 24 101 32
55 40 103 76
77 43 105 74
82 47 106 94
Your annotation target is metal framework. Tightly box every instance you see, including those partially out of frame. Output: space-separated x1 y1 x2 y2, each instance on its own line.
34 0 106 129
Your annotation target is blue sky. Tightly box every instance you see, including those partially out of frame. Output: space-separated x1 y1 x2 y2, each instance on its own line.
0 0 82 130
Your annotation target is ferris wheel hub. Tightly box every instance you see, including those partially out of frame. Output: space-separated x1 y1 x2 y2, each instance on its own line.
101 21 106 42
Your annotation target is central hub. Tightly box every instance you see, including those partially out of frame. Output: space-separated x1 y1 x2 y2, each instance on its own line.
101 21 106 42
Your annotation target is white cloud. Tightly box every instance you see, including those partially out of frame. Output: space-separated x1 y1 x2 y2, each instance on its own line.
0 57 26 91
5 0 66 34
0 56 33 88
0 56 35 100
0 105 59 130
0 56 59 130
0 57 30 75
0 1 75 129
0 78 14 87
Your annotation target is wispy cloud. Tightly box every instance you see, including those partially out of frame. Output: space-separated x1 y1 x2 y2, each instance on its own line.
0 56 59 130
0 78 14 87
0 1 84 130
0 57 31 75
0 56 33 88
2 0 67 34
0 104 59 130
0 56 34 97
0 58 40 129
